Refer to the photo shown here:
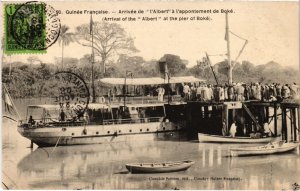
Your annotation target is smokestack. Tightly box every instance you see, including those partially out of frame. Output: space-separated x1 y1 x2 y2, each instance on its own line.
158 56 168 81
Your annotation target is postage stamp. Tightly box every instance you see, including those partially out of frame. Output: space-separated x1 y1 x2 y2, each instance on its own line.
1 1 299 190
4 1 61 54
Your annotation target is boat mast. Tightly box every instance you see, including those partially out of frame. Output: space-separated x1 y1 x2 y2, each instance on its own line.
225 13 232 85
90 14 96 103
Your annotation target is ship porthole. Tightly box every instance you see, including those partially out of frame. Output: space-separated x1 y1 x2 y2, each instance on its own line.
96 131 99 135
129 130 132 133
163 127 165 130
107 131 110 134
140 129 142 132
147 128 149 131
119 130 121 133
72 133 74 136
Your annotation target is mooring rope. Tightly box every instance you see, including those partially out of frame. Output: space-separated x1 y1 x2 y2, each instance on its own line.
230 30 248 41
229 30 248 64
49 136 62 157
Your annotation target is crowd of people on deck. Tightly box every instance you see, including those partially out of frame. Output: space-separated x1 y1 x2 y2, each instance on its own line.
164 82 299 102
104 81 299 103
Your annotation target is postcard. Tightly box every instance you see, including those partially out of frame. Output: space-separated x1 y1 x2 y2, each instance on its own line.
1 0 300 190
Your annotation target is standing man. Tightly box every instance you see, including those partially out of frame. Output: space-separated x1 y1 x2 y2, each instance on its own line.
60 110 66 122
156 86 165 102
230 121 237 137
183 84 190 101
196 84 202 101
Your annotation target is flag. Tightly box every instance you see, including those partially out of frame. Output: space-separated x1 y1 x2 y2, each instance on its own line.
90 14 93 35
4 92 13 108
2 84 20 120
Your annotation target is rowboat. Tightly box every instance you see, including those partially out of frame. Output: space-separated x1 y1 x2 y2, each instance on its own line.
125 160 194 173
198 133 280 143
230 141 300 157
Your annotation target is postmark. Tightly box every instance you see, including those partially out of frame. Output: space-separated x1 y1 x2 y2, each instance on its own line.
4 1 61 54
49 72 90 119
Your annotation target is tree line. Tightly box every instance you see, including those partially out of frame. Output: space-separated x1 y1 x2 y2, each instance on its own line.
2 21 299 98
2 53 299 98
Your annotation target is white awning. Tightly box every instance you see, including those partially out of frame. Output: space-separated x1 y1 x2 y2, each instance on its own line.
87 103 119 109
98 76 205 86
28 105 60 110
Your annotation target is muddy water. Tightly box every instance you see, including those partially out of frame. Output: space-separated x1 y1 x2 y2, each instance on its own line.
2 98 300 190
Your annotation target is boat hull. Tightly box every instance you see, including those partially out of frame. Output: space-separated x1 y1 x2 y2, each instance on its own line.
230 142 299 157
198 133 279 143
126 161 194 173
18 122 184 147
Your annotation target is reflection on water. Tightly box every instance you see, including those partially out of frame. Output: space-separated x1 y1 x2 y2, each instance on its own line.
2 117 300 189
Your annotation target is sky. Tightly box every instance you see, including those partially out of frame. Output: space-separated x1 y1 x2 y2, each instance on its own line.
2 1 299 69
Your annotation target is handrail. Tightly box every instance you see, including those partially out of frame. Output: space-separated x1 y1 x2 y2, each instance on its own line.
102 117 162 125
21 117 163 128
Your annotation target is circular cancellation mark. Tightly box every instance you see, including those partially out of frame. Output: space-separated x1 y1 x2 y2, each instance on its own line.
52 72 90 118
11 1 61 50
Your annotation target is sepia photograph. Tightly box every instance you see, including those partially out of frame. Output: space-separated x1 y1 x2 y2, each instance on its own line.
1 1 300 190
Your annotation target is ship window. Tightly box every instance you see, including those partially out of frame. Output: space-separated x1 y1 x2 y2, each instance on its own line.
119 130 121 133
140 129 142 132
129 130 132 132
96 131 99 134
72 133 74 135
107 131 110 134
163 127 165 130
147 128 149 131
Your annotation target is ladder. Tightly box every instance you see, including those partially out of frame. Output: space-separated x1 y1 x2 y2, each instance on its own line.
242 103 262 130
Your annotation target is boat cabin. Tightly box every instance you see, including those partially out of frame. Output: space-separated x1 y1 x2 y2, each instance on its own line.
21 102 168 127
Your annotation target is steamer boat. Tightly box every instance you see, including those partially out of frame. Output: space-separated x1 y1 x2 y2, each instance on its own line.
17 76 204 147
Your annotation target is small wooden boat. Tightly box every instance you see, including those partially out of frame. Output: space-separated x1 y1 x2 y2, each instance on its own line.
125 160 194 173
198 133 280 143
230 141 300 157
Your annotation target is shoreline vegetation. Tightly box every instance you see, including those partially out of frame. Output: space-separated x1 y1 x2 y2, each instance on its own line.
2 22 299 99
2 56 299 99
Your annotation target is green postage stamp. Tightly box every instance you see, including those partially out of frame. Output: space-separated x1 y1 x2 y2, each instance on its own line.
4 2 61 54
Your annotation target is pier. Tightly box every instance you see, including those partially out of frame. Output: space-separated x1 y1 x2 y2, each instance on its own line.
186 100 300 141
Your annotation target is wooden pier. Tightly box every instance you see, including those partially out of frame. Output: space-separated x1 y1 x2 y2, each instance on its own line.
186 100 300 141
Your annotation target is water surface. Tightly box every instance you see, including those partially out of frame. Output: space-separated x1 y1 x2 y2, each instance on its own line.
2 98 300 190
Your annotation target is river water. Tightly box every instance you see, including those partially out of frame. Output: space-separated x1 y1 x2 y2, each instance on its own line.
2 99 300 190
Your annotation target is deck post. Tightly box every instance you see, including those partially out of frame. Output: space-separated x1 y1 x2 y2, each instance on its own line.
282 107 287 141
223 104 229 135
290 108 293 141
293 108 297 141
30 140 33 149
298 106 300 141
274 104 277 136
266 106 269 123
204 106 209 118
